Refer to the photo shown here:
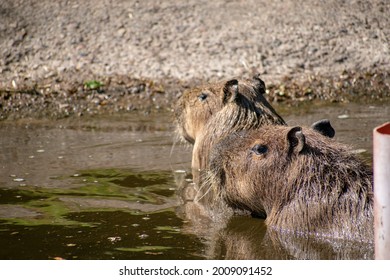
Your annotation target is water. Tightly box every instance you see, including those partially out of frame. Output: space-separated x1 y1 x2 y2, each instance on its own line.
0 101 388 259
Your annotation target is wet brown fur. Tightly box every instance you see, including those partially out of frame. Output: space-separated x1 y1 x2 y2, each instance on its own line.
190 76 286 170
208 125 373 242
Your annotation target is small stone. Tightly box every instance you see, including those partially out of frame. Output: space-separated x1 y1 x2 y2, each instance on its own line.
337 114 349 119
13 178 25 182
117 28 126 37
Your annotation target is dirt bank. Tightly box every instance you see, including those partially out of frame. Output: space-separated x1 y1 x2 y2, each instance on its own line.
1 0 389 119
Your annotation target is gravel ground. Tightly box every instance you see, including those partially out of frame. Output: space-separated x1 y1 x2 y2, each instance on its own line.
1 0 389 119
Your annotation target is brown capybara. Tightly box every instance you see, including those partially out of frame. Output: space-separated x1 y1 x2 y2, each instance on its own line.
174 75 286 146
208 125 373 242
190 76 286 170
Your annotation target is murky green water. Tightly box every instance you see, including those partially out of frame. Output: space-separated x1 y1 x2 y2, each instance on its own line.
0 101 388 259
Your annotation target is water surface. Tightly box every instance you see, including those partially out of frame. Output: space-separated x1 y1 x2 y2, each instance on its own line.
0 101 388 259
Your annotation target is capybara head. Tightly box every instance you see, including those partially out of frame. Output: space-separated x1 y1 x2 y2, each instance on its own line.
191 76 286 170
175 80 226 144
208 124 373 242
175 75 285 145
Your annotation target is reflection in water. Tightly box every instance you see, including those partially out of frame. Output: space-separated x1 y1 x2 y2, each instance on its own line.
0 169 204 260
175 174 374 260
0 102 388 259
0 210 205 260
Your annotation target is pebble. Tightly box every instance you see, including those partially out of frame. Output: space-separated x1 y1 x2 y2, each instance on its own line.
13 178 25 182
337 114 349 119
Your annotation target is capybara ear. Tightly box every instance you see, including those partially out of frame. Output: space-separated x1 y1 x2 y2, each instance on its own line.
222 79 239 104
311 119 335 138
252 74 266 94
287 126 305 154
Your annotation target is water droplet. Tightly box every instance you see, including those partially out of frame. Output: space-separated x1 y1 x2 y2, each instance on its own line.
138 234 149 239
107 236 121 243
36 149 45 153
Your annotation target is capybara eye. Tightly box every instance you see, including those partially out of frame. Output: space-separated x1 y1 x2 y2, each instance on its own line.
198 93 208 101
252 144 268 155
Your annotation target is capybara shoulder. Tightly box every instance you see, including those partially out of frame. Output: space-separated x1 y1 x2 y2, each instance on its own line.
174 75 285 145
191 76 286 170
208 125 373 242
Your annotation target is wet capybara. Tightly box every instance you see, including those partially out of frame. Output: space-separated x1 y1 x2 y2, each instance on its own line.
174 75 286 146
190 76 286 170
208 125 373 242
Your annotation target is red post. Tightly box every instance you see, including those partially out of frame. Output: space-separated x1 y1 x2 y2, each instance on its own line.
374 122 390 259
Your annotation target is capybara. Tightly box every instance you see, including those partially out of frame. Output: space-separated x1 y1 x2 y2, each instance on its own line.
208 125 373 242
174 75 286 145
190 76 286 170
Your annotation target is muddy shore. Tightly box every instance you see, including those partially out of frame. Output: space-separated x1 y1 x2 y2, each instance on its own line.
1 0 389 120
